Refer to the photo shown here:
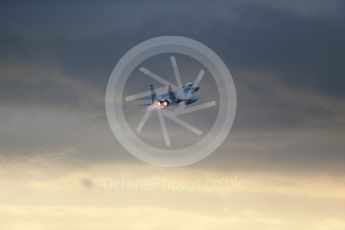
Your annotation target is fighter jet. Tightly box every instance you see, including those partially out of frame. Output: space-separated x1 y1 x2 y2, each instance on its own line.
139 82 200 109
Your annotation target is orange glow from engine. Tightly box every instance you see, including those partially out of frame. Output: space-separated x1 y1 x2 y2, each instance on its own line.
149 100 168 110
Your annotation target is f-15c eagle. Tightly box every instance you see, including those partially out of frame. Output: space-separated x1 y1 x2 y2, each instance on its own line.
139 82 200 109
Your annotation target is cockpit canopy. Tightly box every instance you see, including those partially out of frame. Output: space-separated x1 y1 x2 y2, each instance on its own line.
184 82 193 87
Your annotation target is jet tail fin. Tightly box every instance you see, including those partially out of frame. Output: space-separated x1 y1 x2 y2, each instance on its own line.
150 84 157 103
168 85 176 102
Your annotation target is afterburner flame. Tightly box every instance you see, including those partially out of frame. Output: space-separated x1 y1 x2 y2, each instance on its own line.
147 101 165 111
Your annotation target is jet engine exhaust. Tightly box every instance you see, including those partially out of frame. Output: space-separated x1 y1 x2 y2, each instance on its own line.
147 100 170 111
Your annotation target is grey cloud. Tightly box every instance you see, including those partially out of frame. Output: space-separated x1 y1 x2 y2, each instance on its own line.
1 0 344 97
0 1 344 175
238 0 341 18
234 73 341 132
0 62 104 108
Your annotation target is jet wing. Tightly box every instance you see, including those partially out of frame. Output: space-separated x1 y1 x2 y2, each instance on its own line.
175 91 193 100
135 95 152 100
136 93 169 100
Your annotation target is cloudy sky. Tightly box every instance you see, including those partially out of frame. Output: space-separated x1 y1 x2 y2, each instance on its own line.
1 1 345 229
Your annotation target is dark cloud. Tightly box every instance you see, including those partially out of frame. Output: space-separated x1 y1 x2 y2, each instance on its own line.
1 1 344 99
0 1 344 175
